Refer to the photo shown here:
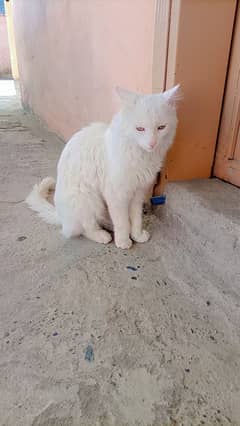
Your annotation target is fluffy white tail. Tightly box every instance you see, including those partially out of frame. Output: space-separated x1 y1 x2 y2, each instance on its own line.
26 177 60 225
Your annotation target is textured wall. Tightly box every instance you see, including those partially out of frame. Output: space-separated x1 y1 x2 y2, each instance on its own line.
12 0 156 140
0 13 11 77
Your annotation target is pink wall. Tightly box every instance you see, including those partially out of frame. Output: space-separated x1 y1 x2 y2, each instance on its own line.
12 0 156 140
0 15 11 77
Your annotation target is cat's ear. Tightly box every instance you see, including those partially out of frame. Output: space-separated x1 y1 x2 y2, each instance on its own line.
162 84 183 108
115 87 139 106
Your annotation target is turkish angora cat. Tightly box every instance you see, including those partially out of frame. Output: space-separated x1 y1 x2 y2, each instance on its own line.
26 85 181 249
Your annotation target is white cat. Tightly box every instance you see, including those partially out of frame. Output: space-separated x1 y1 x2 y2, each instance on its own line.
26 85 181 249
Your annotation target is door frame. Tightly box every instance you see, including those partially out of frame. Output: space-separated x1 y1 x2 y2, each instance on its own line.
214 1 240 187
152 0 237 195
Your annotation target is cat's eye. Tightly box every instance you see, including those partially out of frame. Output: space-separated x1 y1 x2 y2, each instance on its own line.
136 127 145 132
158 125 166 131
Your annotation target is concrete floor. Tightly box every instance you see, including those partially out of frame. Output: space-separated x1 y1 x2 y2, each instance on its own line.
1 82 240 426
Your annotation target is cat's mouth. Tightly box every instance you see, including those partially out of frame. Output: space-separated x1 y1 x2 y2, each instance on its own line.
145 146 156 153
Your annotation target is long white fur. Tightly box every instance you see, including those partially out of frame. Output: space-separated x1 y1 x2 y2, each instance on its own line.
26 85 181 249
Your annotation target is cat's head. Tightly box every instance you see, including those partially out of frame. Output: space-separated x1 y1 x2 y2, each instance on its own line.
116 85 182 152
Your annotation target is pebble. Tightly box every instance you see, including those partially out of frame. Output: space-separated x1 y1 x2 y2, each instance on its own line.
17 236 27 242
85 345 94 362
126 266 138 272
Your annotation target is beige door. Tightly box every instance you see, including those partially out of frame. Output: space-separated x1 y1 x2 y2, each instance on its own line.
214 3 240 187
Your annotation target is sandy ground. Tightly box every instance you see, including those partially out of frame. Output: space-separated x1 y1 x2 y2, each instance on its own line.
0 83 240 426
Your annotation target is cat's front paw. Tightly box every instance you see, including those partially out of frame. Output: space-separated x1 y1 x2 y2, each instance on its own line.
115 237 133 250
131 229 150 243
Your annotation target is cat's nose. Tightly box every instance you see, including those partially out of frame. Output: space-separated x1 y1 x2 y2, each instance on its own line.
149 139 157 149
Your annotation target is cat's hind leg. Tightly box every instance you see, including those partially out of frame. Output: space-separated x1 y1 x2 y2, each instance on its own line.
84 227 112 244
83 202 112 244
60 194 112 244
61 212 83 239
62 217 111 244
